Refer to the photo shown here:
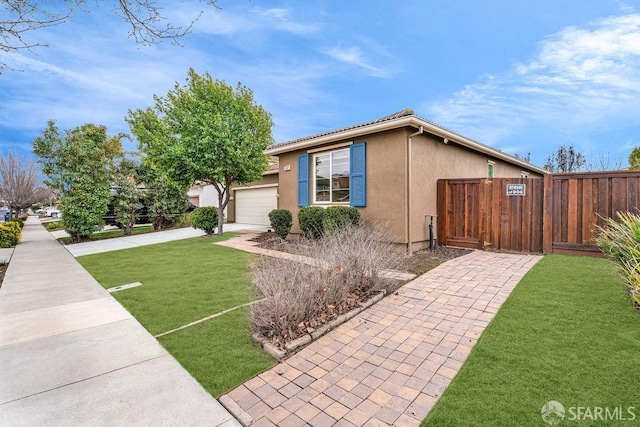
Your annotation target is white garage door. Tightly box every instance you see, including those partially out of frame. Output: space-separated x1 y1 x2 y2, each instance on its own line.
235 186 278 225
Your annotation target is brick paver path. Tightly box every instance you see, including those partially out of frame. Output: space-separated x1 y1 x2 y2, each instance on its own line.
220 250 541 426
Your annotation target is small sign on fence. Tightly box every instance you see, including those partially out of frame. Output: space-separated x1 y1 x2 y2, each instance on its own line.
506 184 526 196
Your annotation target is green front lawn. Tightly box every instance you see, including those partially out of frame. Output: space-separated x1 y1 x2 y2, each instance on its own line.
422 255 640 426
78 234 275 396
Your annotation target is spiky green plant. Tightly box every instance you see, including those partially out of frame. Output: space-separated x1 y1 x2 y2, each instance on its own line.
595 212 640 308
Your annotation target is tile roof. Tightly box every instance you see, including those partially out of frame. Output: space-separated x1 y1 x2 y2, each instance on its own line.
267 108 416 150
266 107 546 174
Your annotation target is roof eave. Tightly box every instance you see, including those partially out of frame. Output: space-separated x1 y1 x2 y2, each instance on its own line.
264 116 416 155
265 115 547 175
414 119 548 175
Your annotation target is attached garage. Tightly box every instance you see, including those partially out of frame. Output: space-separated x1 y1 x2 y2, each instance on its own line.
234 185 278 225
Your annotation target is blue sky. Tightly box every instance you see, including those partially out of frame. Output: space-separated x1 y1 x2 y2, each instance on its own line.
2 0 640 169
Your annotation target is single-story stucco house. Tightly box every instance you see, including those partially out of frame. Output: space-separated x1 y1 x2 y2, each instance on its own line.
226 108 546 251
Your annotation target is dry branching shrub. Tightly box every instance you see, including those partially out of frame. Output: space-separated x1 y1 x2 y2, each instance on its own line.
251 224 404 347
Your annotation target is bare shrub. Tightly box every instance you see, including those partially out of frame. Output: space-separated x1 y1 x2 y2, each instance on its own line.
251 224 404 347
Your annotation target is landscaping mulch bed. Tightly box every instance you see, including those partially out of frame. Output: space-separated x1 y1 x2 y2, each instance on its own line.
249 231 472 277
249 232 473 353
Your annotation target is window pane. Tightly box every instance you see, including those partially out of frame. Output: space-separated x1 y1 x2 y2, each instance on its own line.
331 150 350 202
315 154 330 202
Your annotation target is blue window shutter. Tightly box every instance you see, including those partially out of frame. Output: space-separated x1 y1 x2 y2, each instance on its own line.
298 153 309 206
350 142 366 207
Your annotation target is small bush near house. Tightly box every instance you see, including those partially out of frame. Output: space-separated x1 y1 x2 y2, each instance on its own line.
251 224 404 348
322 206 360 233
0 221 21 247
298 206 325 239
190 206 219 235
596 212 640 309
268 209 292 240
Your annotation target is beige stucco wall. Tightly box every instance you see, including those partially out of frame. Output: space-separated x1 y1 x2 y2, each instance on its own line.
408 131 541 251
275 126 542 250
277 129 407 238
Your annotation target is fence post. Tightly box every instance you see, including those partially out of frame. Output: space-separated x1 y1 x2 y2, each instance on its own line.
437 180 447 247
542 174 553 254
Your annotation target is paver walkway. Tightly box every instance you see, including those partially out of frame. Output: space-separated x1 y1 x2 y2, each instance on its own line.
220 250 541 426
0 216 240 426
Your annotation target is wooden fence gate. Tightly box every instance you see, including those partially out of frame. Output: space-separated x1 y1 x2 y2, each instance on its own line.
437 178 544 252
438 171 640 255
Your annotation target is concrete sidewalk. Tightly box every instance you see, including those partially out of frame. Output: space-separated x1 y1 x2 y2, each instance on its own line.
61 223 268 257
0 216 240 426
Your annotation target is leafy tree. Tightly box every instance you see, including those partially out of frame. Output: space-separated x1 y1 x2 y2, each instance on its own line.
112 158 144 235
629 147 640 170
1 1 219 71
128 68 274 236
0 151 49 218
33 121 123 242
138 164 189 230
544 145 586 173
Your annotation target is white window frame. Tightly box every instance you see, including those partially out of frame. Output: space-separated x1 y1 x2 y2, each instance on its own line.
487 161 495 179
312 148 350 205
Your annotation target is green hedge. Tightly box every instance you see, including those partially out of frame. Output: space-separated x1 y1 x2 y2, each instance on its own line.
0 221 22 248
298 206 325 239
268 209 292 240
322 206 360 233
190 206 219 235
298 206 360 239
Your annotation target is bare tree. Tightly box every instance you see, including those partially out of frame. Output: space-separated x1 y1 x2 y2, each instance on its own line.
544 145 586 173
514 152 532 163
0 151 46 217
1 0 218 71
585 152 624 172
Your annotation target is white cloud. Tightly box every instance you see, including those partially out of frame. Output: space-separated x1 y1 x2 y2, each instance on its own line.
422 13 640 156
189 7 320 36
323 44 399 78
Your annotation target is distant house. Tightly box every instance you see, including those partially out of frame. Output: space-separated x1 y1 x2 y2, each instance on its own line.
226 108 546 251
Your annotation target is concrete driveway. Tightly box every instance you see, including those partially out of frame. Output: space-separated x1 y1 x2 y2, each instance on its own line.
60 223 268 257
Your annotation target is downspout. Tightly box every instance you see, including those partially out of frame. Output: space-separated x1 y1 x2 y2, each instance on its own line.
406 126 424 255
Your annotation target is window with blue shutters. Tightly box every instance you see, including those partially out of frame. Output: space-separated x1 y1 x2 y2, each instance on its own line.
304 142 366 207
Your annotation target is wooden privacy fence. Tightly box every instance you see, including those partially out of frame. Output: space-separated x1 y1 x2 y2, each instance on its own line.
543 171 640 255
437 178 544 253
437 171 640 255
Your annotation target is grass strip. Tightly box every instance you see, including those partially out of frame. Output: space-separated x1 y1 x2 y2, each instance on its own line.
158 306 274 397
78 234 257 335
422 254 640 426
78 233 275 396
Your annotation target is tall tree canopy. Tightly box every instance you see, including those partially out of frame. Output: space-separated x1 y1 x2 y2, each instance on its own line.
629 147 640 170
128 68 274 235
33 121 123 241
